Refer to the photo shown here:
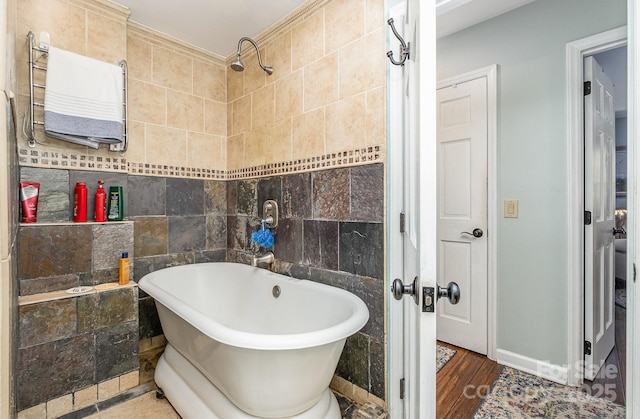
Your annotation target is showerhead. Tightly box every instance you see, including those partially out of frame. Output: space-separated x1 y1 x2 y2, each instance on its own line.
231 37 273 75
230 55 244 72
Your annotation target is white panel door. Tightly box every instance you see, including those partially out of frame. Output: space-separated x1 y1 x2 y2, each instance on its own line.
584 56 616 381
436 78 488 355
387 0 437 417
405 0 437 417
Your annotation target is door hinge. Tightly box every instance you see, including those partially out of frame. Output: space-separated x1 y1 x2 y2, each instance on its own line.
634 263 637 283
584 81 592 96
399 212 406 233
399 378 405 400
584 340 592 356
584 211 592 225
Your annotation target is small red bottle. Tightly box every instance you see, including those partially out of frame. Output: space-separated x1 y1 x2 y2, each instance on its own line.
94 180 106 222
73 182 87 222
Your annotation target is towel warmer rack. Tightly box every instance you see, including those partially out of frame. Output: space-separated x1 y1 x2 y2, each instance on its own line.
26 31 129 153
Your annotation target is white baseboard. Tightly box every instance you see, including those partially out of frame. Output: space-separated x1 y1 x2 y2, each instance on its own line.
496 349 569 385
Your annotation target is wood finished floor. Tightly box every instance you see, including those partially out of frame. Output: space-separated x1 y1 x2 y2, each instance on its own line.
436 341 501 418
436 305 627 418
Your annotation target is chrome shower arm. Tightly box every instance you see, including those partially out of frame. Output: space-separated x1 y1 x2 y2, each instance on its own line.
236 37 273 75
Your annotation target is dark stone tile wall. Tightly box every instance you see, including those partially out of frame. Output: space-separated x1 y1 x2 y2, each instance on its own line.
15 167 228 410
20 167 70 222
17 288 139 410
17 334 95 409
18 167 228 341
17 223 134 293
16 164 384 406
16 219 137 411
166 178 205 216
130 176 228 340
128 176 166 216
18 225 93 280
226 163 385 399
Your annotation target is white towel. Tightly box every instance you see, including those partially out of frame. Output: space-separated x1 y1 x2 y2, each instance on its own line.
44 46 123 148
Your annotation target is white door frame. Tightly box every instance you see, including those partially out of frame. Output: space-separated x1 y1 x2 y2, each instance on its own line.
387 0 437 416
436 65 498 360
388 1 640 418
566 25 639 414
387 2 409 415
630 3 640 418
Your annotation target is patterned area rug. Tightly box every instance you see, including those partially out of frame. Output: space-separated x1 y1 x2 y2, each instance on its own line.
437 344 456 372
616 288 627 309
474 367 626 418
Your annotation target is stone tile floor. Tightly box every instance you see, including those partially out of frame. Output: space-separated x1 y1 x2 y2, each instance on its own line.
78 383 386 419
85 390 179 419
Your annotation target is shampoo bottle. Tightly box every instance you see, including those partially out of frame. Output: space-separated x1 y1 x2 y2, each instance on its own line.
73 182 87 222
94 180 106 222
19 181 40 223
107 186 124 221
119 252 130 285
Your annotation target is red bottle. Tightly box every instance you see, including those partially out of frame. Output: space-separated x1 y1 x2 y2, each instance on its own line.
73 182 87 222
94 180 106 222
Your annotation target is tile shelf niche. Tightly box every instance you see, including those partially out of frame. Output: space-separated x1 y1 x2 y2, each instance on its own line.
19 220 133 227
18 281 138 306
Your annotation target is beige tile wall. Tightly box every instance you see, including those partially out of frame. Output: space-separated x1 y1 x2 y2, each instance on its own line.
125 23 227 170
15 0 384 175
15 0 228 173
15 0 129 158
226 0 386 170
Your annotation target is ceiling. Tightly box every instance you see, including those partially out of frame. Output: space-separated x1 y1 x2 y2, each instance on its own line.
113 0 309 58
436 0 536 38
112 0 537 57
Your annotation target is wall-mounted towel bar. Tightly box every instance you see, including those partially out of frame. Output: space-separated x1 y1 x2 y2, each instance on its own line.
26 31 129 153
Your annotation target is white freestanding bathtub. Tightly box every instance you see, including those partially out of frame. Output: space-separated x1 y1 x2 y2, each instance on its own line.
139 262 369 419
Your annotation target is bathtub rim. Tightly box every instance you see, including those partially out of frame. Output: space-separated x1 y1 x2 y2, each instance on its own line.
139 262 370 351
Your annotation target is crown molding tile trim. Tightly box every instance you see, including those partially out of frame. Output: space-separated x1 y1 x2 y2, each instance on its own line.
127 21 227 65
72 0 131 20
225 0 332 64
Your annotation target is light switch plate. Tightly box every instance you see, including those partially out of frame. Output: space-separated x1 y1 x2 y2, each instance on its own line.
504 200 518 218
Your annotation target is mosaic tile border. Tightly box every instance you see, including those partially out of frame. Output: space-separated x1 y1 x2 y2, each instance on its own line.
127 162 226 180
18 147 128 172
227 145 385 180
19 145 386 180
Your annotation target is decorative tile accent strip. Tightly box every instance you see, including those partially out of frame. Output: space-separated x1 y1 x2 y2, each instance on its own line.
18 147 128 173
127 162 226 180
19 145 385 181
228 146 385 180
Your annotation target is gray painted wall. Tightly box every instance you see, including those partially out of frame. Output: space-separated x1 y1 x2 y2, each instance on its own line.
437 0 626 365
594 46 627 113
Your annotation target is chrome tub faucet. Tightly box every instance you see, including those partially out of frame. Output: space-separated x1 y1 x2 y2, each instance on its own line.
252 252 275 267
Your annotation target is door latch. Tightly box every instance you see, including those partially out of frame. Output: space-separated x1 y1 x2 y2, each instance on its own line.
423 287 435 312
